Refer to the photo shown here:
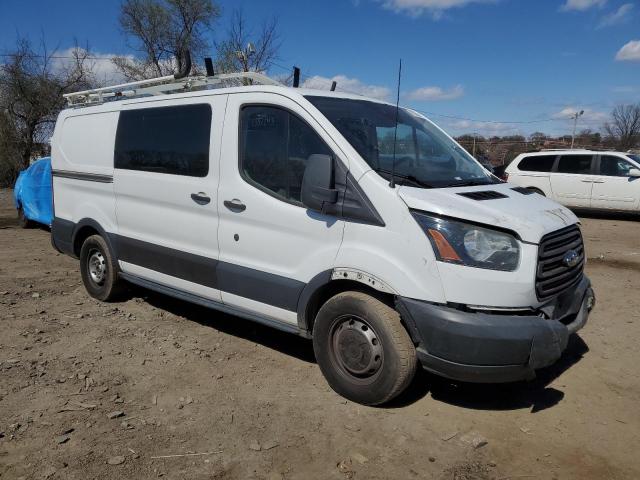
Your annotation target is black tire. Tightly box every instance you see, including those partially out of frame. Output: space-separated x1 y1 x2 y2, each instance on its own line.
313 291 417 406
528 187 545 196
17 207 33 229
79 234 123 302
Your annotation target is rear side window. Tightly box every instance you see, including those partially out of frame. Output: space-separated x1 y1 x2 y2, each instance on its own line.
239 105 332 204
556 155 593 174
115 104 211 177
599 156 634 177
517 155 556 172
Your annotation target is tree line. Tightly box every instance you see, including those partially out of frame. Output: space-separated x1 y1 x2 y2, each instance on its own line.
456 106 640 168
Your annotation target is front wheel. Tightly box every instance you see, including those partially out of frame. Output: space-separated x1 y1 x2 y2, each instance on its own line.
79 235 123 302
313 291 417 405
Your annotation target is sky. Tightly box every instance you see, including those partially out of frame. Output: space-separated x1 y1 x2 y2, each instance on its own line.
1 0 639 137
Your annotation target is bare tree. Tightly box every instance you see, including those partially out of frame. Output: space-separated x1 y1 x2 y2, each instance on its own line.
0 110 21 187
529 132 547 145
215 9 281 74
604 104 640 151
0 37 93 186
113 0 220 80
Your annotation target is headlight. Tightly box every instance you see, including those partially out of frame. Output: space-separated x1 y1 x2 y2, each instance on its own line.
411 211 520 271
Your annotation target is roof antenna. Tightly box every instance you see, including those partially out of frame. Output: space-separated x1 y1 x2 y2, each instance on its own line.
293 66 300 88
204 57 215 77
389 59 402 189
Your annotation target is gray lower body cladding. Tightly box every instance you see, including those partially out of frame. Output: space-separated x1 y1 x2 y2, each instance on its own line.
51 216 329 333
396 275 594 383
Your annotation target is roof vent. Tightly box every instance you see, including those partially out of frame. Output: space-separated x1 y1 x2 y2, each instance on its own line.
457 191 508 201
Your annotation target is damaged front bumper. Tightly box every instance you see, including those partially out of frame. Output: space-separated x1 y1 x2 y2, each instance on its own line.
396 276 595 383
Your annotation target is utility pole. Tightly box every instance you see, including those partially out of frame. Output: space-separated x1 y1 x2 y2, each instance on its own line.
570 110 584 149
472 133 477 158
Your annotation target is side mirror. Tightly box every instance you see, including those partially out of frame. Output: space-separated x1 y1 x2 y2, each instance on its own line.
301 154 338 213
628 168 640 178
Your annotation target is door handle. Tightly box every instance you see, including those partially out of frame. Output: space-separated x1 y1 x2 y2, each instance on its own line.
580 179 594 183
592 179 606 183
190 192 211 205
224 199 246 212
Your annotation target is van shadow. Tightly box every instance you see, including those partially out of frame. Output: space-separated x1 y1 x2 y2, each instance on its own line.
388 335 589 412
128 285 588 412
132 286 316 364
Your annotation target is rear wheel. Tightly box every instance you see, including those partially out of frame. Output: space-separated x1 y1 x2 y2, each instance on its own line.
79 235 123 301
313 291 417 405
17 207 33 228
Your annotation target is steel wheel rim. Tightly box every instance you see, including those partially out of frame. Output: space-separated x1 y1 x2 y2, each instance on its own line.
87 249 107 286
329 314 383 384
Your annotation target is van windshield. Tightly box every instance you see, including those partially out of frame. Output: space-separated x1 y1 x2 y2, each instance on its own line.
628 154 640 163
306 96 497 188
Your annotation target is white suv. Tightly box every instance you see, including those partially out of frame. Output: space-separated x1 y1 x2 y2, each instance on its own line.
506 150 640 211
50 72 595 405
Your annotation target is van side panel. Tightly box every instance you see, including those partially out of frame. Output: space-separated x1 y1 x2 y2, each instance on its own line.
56 112 119 173
336 171 446 303
112 97 224 302
51 111 119 248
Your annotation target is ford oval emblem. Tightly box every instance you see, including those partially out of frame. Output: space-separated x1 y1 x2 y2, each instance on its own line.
563 250 580 268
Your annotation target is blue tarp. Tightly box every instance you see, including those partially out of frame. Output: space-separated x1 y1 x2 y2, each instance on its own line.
13 157 53 226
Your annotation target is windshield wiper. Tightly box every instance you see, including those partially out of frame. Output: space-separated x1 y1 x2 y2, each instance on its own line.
445 178 498 188
372 168 434 188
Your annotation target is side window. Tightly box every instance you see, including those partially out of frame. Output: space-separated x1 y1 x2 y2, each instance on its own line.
115 104 211 177
517 155 556 172
240 105 332 204
599 156 634 177
556 155 593 174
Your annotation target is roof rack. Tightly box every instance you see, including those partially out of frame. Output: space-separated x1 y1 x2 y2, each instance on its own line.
64 71 284 108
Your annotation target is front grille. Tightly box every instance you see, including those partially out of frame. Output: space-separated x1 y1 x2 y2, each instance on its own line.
536 224 585 300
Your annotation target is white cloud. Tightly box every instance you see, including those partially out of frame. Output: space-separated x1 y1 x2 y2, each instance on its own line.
302 75 391 100
406 85 464 101
381 0 498 18
552 107 609 126
612 85 639 94
616 40 640 62
561 0 607 11
53 47 129 85
597 3 633 28
447 119 517 135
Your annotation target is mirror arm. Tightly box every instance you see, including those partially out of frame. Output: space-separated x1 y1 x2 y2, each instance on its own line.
312 186 338 204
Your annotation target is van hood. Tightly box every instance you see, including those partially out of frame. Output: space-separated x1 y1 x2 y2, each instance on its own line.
398 182 578 244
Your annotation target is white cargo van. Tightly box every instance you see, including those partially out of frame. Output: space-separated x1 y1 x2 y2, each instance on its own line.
50 71 595 405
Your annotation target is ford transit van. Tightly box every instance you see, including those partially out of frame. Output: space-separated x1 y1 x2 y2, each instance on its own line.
50 72 595 405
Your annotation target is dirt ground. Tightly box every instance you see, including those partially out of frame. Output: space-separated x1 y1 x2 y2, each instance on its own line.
1 187 639 480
